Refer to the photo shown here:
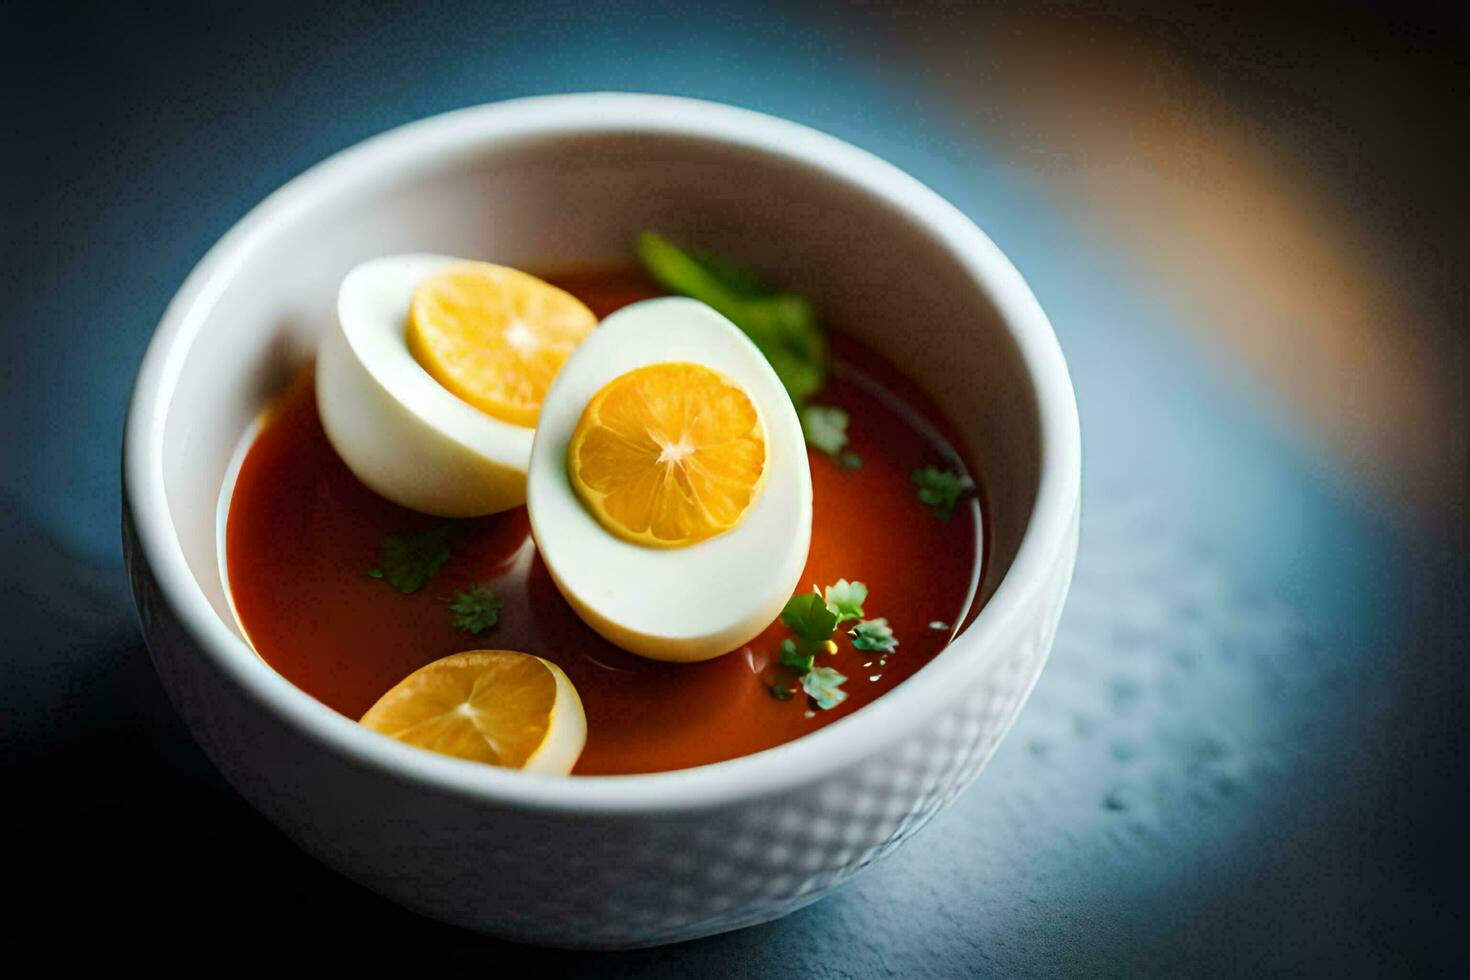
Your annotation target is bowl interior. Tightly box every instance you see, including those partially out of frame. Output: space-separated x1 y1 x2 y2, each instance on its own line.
158 120 1041 664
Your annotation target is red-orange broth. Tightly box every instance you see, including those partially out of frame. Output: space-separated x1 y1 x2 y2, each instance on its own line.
226 269 985 774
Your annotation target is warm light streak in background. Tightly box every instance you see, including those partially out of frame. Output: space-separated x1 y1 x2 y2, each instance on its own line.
866 5 1465 529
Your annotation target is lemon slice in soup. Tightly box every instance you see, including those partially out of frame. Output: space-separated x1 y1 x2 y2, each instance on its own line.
316 255 595 518
360 650 586 774
527 298 812 663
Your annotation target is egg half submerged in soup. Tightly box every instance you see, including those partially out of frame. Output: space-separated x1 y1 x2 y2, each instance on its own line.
224 238 985 776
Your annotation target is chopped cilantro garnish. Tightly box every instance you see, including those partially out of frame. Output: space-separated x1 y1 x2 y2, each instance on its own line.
800 404 849 458
772 583 898 708
780 592 839 644
837 450 863 471
911 466 975 520
769 682 795 701
779 637 816 674
446 583 503 635
851 617 898 654
823 579 867 624
774 585 874 710
368 525 451 594
803 667 849 710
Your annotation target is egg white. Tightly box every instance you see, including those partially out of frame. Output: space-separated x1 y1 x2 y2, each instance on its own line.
316 254 535 517
527 297 813 663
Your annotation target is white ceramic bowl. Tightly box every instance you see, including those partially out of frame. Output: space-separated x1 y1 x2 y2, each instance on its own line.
122 94 1080 949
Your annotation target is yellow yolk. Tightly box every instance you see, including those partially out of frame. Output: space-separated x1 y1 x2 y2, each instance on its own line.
566 362 769 549
407 261 596 427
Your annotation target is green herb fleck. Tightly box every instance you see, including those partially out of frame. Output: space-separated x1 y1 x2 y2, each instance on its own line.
369 525 451 594
637 231 829 416
823 578 868 624
851 617 899 654
780 591 839 644
803 666 849 710
775 586 862 711
779 637 816 674
837 450 863 471
800 404 849 457
911 466 975 520
445 583 503 635
769 682 795 701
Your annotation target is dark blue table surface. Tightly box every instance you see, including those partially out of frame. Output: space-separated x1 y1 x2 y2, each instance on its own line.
4 3 1465 973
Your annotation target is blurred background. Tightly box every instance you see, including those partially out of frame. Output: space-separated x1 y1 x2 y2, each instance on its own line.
3 1 1465 973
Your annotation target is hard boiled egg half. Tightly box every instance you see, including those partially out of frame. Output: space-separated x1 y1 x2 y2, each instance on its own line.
317 255 595 516
527 298 813 662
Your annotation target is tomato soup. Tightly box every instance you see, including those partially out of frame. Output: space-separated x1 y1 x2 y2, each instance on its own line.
226 269 984 774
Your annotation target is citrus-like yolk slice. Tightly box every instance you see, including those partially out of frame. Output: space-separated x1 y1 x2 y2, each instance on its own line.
567 362 768 549
359 650 586 774
407 262 596 427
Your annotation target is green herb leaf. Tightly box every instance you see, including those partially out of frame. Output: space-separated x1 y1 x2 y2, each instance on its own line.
800 404 849 457
637 232 829 405
911 466 975 520
769 682 795 701
445 583 503 635
684 248 775 297
823 578 868 624
803 666 849 710
780 592 839 644
369 525 451 594
779 637 816 674
851 617 899 654
837 450 863 471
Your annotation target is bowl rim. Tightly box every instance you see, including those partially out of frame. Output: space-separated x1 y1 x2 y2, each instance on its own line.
123 92 1081 814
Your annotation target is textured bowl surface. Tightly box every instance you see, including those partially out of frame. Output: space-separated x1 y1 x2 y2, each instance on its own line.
122 94 1080 948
